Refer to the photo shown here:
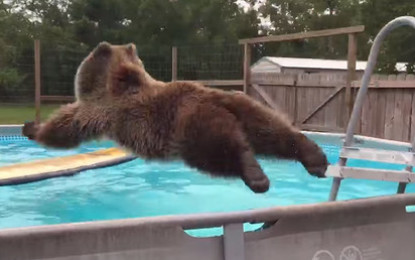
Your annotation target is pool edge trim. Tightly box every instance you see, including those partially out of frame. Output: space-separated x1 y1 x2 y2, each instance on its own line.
301 130 412 148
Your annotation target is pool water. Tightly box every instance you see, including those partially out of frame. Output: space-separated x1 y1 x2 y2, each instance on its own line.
0 135 414 236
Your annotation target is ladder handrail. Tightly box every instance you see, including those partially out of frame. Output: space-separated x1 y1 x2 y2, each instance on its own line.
344 16 415 147
329 16 415 201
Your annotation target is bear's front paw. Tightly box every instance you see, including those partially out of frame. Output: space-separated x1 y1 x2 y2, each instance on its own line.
242 165 270 193
301 150 329 178
22 121 38 140
245 175 270 193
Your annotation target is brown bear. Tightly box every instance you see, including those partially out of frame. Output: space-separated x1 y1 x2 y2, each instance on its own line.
23 42 328 193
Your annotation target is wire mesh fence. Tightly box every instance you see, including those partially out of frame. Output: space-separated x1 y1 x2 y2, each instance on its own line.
0 53 35 103
177 43 243 80
138 45 172 82
0 41 244 104
40 47 89 97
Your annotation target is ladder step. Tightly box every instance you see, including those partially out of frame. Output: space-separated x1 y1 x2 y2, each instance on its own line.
326 165 415 183
340 147 414 166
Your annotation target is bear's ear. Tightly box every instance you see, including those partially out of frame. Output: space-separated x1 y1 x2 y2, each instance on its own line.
93 41 112 58
111 63 143 96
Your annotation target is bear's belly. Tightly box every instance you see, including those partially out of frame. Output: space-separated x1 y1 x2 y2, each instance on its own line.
111 117 177 160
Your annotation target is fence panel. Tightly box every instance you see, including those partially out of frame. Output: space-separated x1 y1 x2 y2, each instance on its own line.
249 72 415 142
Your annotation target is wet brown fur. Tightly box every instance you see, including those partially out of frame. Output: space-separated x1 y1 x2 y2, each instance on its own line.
23 42 328 193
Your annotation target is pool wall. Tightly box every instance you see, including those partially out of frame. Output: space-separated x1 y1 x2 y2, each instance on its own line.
0 124 25 141
0 194 414 260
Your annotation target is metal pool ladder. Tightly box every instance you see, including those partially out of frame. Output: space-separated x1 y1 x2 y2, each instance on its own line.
326 16 415 201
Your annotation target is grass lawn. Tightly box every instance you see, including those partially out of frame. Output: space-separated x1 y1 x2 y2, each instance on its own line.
0 104 60 124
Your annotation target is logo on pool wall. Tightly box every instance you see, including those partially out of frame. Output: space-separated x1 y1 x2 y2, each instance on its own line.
312 245 380 260
340 246 363 260
312 250 335 260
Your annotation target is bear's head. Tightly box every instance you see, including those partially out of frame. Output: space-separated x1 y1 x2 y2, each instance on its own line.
74 42 159 103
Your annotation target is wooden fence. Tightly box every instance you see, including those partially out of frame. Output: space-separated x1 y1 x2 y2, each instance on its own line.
248 73 415 142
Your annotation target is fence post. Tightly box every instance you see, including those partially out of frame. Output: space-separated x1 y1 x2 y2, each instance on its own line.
34 39 41 124
293 74 299 125
345 33 357 128
243 43 251 93
172 46 177 81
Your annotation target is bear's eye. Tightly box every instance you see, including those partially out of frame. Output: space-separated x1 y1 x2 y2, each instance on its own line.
115 67 139 86
120 74 137 84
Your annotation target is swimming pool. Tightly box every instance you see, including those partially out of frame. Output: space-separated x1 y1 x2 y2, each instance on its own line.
0 133 414 236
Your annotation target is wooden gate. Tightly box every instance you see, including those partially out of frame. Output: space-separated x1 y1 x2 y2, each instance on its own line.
249 73 348 132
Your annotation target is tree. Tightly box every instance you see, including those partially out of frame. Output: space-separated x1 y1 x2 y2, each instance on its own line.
361 0 415 73
0 2 34 100
256 0 362 60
